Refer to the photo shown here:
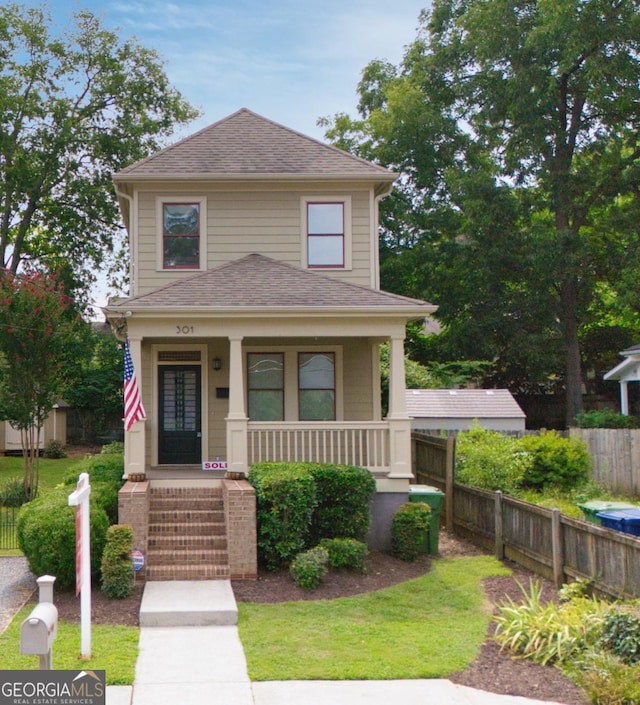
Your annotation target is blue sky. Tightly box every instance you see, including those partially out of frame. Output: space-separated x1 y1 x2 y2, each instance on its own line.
43 0 429 140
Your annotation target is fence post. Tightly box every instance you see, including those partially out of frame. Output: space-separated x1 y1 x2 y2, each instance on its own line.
552 508 564 589
445 436 455 532
495 491 504 560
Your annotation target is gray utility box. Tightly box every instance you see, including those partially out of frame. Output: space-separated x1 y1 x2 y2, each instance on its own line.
21 602 58 655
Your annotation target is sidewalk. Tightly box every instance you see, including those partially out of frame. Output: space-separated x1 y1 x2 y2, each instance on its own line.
106 580 569 705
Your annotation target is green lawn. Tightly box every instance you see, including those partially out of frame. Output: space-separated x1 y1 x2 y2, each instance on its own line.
0 604 138 684
238 555 510 681
0 454 84 494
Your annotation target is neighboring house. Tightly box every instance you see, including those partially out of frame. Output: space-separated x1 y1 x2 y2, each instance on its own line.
604 343 640 415
0 402 68 455
104 109 436 578
406 389 526 433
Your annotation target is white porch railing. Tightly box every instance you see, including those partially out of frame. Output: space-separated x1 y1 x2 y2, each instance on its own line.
247 422 390 472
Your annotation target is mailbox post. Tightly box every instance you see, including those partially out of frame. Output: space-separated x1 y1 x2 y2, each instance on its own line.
21 575 58 670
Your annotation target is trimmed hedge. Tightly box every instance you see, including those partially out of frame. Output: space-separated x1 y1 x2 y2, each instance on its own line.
391 502 431 562
17 488 109 590
248 463 318 571
101 524 134 599
518 431 591 490
62 453 124 489
308 463 376 543
319 537 368 572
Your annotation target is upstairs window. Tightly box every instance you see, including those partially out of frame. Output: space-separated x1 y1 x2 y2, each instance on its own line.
158 197 206 270
302 196 351 270
307 203 344 268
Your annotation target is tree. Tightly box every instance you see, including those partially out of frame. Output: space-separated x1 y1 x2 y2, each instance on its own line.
0 270 83 499
0 3 199 300
324 0 640 424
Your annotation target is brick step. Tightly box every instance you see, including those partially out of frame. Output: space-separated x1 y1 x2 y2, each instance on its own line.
150 488 222 499
148 509 225 524
149 496 224 512
146 548 229 566
145 563 230 581
148 521 226 537
147 534 228 551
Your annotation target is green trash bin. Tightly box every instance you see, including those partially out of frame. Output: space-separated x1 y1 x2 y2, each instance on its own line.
408 485 444 555
577 500 637 525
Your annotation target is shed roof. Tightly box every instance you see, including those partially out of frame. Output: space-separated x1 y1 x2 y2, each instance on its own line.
107 254 435 314
406 389 525 419
114 108 395 182
604 343 640 381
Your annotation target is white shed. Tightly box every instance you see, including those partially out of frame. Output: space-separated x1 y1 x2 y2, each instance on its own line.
406 389 526 432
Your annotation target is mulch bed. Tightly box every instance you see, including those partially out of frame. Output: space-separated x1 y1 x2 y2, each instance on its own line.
51 531 588 704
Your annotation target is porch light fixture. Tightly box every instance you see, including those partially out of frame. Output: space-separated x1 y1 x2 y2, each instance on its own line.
212 356 222 371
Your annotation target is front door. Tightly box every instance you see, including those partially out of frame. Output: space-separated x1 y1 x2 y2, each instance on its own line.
158 365 202 464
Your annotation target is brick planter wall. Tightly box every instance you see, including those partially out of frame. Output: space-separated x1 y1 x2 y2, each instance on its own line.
118 480 150 581
222 478 257 580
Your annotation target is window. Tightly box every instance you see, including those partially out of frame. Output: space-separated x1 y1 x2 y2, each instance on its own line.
302 196 351 269
163 203 200 269
248 353 284 420
298 352 335 421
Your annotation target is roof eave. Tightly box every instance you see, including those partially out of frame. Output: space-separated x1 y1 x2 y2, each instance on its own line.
112 171 398 184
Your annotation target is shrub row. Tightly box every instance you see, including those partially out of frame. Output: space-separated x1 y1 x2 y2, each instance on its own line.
17 453 126 591
456 427 591 493
248 462 376 571
290 538 369 589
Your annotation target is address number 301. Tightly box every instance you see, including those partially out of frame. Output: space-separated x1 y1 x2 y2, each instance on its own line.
176 325 194 335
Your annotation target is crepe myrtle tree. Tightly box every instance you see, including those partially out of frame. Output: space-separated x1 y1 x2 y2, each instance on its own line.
0 3 199 300
0 269 83 500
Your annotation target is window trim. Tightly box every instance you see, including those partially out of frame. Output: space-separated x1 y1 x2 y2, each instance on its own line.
156 196 207 271
301 196 352 270
298 351 336 421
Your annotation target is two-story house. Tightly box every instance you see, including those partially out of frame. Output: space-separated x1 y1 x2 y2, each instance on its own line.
105 108 436 580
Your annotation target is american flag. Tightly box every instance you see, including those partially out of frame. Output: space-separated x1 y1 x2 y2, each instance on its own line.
124 339 146 431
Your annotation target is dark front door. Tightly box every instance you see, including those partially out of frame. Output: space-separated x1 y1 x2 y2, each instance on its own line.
158 365 202 465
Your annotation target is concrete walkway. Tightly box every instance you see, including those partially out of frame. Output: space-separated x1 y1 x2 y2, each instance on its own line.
106 580 570 705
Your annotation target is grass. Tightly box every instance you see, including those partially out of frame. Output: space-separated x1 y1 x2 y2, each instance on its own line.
0 604 138 684
238 555 510 681
0 454 84 494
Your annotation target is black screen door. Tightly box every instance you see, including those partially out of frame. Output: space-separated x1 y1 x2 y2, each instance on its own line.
158 365 201 465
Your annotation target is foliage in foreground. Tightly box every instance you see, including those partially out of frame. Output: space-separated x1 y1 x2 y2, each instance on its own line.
239 555 510 681
391 502 432 562
101 524 134 599
493 580 640 704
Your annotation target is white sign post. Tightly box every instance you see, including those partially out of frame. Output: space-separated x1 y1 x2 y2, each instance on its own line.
68 472 91 659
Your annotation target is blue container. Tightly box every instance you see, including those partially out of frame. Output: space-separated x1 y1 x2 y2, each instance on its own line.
596 508 640 537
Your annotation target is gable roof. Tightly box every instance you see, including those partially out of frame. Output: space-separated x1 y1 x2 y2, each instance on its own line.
604 343 640 381
107 254 435 316
114 108 395 183
406 389 525 419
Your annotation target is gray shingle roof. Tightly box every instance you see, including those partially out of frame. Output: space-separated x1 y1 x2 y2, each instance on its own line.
114 108 395 180
406 389 525 419
109 254 434 312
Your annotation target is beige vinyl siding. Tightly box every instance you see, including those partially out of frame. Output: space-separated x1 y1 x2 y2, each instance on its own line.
133 184 375 294
343 339 375 420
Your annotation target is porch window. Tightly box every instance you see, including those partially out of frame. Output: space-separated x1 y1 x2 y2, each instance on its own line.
298 352 335 421
248 353 284 420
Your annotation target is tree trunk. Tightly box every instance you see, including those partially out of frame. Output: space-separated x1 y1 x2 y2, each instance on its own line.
560 277 583 427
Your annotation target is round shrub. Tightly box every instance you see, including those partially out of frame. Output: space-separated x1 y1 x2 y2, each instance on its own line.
248 462 318 571
101 441 125 455
456 425 531 493
44 440 66 459
518 431 591 490
101 524 134 599
391 502 431 562
17 488 109 590
308 463 376 543
319 537 368 572
600 607 640 665
290 546 329 589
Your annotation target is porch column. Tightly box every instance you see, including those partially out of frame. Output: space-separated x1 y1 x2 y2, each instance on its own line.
387 335 412 479
226 336 249 474
124 336 146 479
620 381 629 415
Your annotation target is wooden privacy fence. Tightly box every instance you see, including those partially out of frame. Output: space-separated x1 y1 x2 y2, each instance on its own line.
413 432 640 598
569 428 640 496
